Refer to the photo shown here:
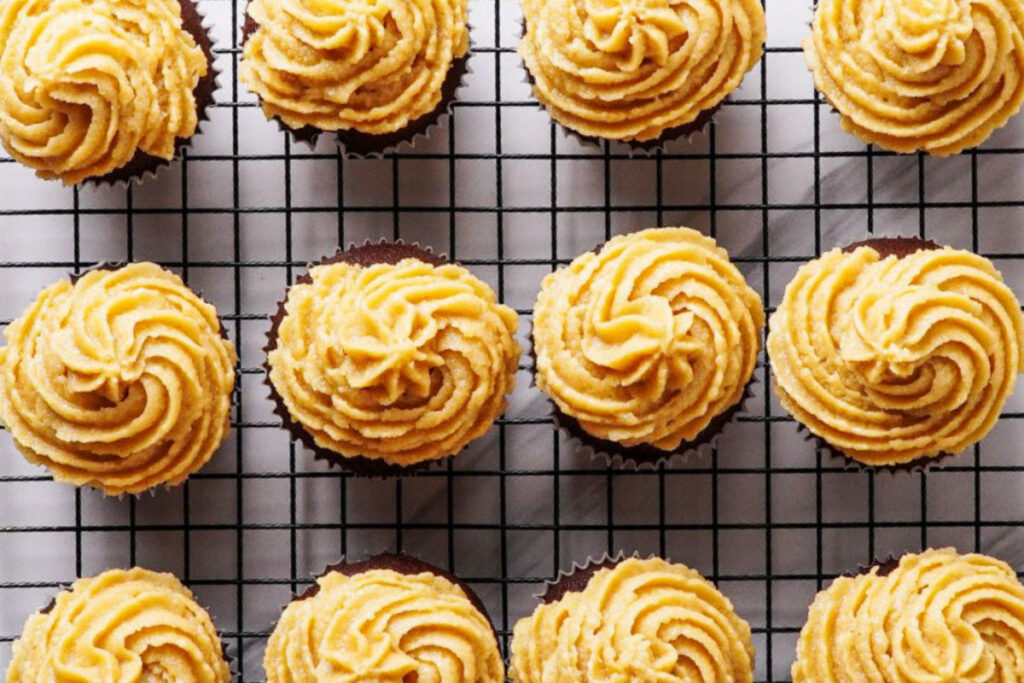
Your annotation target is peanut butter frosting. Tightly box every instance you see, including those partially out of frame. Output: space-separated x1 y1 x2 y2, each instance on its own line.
767 244 1024 466
532 228 764 451
804 0 1024 155
7 567 230 683
0 263 237 495
0 0 209 184
240 0 469 135
511 557 755 683
793 548 1024 683
264 568 504 683
267 257 520 466
518 0 765 142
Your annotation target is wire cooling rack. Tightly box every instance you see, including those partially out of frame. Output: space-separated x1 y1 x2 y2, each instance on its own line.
4 0 1024 681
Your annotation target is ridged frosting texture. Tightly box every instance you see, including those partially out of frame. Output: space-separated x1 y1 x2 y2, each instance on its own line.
7 567 230 683
0 0 209 184
532 227 764 451
0 263 237 495
267 257 520 465
767 244 1024 466
804 0 1024 155
793 548 1024 683
510 557 755 683
264 568 504 683
240 0 469 135
518 0 765 141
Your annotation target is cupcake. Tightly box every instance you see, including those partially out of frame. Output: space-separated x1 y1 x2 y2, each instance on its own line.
804 0 1024 155
511 556 755 682
265 243 521 474
240 0 469 154
0 0 215 184
518 0 765 145
767 237 1024 468
8 567 231 682
793 548 1024 682
532 227 765 465
0 263 237 495
264 553 504 682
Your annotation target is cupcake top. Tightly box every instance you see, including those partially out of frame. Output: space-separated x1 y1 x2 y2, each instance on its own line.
519 0 765 142
7 567 230 683
0 0 209 184
240 0 469 135
804 0 1024 155
0 263 237 495
767 243 1024 466
267 255 520 466
511 557 755 683
793 548 1024 683
532 227 764 451
264 567 504 682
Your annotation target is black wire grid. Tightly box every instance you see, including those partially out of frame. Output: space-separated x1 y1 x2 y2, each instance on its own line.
3 0 1024 681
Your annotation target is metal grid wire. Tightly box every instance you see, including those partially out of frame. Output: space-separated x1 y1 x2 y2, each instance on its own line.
3 0 1024 681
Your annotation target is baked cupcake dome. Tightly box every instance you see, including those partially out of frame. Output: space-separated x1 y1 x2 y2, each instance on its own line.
0 0 212 184
519 0 765 142
8 567 231 683
532 227 764 453
511 557 755 683
0 263 237 495
804 0 1024 155
767 239 1024 467
793 548 1024 683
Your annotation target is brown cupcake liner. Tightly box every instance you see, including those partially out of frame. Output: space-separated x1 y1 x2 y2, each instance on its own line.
538 552 629 604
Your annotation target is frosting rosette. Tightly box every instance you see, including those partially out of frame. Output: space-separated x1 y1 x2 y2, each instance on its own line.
7 567 231 683
793 548 1024 683
0 263 237 495
518 0 765 142
240 0 469 136
0 0 210 184
264 567 504 683
510 557 755 683
532 227 764 452
767 243 1024 466
804 0 1024 155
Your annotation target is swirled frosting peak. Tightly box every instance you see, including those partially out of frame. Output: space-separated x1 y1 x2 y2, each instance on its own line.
519 0 766 141
267 257 521 466
7 567 231 683
511 557 755 683
0 263 237 494
0 0 209 184
767 244 1024 465
240 0 469 135
793 548 1024 683
264 568 504 683
804 0 1024 155
532 228 764 451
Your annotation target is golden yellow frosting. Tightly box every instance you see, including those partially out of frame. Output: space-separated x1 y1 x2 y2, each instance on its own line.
264 568 504 683
767 244 1024 466
267 257 520 466
0 263 237 495
7 567 230 683
240 0 469 135
532 228 764 451
793 548 1024 683
519 0 765 141
804 0 1024 155
0 0 209 184
511 557 755 683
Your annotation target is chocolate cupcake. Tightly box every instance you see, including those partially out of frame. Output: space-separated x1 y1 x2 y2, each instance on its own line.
0 0 217 185
767 236 1024 469
531 227 765 467
265 242 521 476
264 553 504 683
